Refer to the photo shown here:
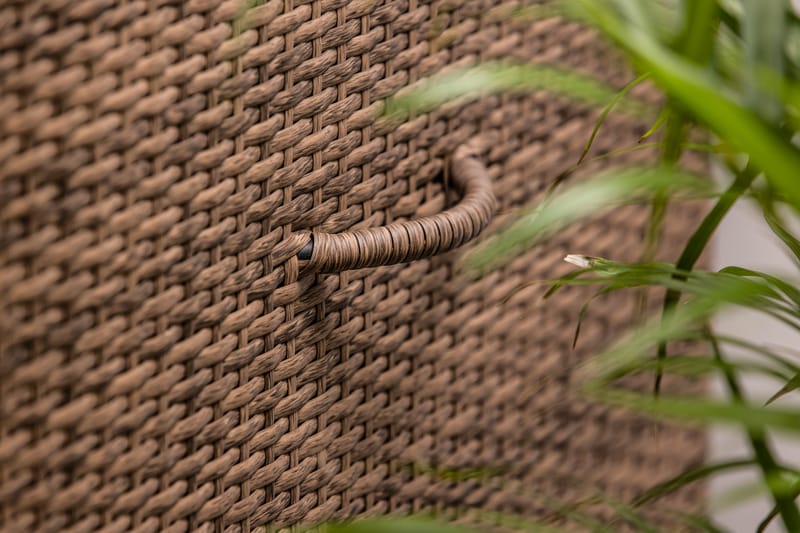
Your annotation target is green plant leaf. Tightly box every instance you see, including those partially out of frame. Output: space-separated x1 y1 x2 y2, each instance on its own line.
578 73 650 165
564 0 800 210
654 152 761 396
756 506 780 533
583 274 778 383
741 0 785 121
588 492 660 533
675 512 728 533
587 387 800 433
719 266 800 309
755 188 800 265
634 459 755 508
386 63 650 118
716 335 800 375
597 353 793 385
766 373 800 405
327 518 480 533
462 167 712 272
551 258 800 335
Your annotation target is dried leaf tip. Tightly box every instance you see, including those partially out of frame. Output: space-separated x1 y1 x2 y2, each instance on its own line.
564 254 594 268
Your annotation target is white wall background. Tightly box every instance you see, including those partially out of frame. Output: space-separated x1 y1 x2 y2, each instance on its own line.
709 181 800 532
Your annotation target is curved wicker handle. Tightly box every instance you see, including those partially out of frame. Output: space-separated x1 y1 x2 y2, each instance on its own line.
298 145 497 273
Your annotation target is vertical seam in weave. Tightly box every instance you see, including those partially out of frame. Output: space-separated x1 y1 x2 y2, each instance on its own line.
0 4 18 521
496 0 513 490
148 1 174 530
97 0 114 523
358 4 375 513
405 0 421 514
425 0 445 517
232 7 251 533
281 0 300 525
334 1 351 518
173 2 195 531
205 3 223 530
310 0 329 523
256 4 277 532
428 2 446 513
475 0 494 498
20 2 45 529
51 5 71 528
383 0 398 514
111 0 137 528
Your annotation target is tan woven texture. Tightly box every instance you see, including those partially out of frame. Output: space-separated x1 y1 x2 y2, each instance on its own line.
0 1 705 531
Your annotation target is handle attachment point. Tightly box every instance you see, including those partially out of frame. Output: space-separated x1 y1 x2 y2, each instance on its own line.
299 144 496 273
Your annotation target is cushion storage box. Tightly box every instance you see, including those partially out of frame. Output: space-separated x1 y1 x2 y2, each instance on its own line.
0 1 704 531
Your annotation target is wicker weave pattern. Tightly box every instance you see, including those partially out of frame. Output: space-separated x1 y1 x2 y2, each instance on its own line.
0 1 703 531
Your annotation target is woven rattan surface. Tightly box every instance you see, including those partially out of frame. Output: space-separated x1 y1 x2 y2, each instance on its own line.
1 1 705 531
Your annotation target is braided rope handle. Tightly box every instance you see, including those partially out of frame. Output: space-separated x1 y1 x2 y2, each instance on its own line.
298 144 497 273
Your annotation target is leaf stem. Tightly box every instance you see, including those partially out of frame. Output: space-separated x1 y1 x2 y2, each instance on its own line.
707 332 800 532
655 159 759 394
